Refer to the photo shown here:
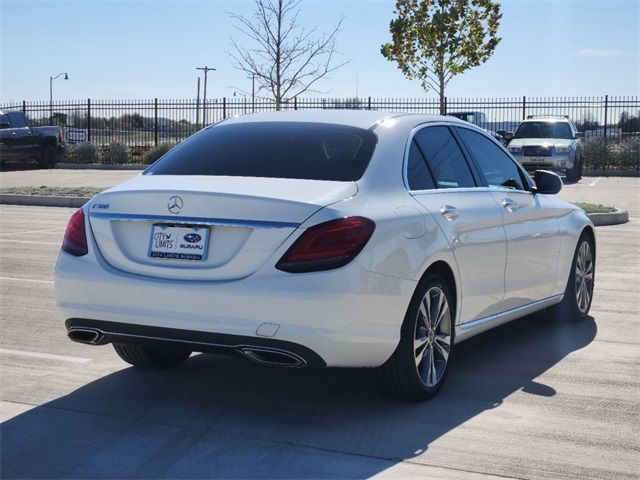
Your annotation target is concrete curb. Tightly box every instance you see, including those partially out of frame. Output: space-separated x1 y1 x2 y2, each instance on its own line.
586 209 629 226
54 163 145 170
583 170 639 177
0 194 90 208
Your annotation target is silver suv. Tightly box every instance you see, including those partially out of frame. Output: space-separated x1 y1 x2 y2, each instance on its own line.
507 116 584 181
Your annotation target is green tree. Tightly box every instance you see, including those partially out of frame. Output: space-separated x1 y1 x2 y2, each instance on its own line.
381 0 502 114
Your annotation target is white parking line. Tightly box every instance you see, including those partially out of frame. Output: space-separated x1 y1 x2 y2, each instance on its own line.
589 177 602 187
0 348 90 364
0 228 60 237
0 239 59 245
0 276 54 285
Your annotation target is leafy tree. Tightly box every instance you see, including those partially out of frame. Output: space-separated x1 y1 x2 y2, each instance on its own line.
381 0 502 114
228 0 347 110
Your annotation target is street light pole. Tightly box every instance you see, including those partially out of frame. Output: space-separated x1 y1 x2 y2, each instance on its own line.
49 72 68 120
196 66 216 126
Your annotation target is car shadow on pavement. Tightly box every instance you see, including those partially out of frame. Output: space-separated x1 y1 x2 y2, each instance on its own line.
1 311 596 479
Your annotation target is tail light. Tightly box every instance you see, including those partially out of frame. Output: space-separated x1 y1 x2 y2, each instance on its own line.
276 217 375 273
62 208 88 256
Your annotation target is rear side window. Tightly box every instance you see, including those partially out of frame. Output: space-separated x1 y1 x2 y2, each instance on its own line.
413 126 475 188
8 112 27 128
145 122 377 181
406 140 435 190
456 127 525 191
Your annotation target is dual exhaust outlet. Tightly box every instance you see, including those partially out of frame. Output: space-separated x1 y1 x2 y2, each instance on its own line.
67 328 306 367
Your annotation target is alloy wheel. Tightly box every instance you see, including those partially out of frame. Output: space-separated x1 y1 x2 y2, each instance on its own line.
414 286 452 387
575 240 594 314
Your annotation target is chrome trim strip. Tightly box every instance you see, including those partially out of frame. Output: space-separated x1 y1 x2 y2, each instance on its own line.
89 212 299 229
454 294 564 344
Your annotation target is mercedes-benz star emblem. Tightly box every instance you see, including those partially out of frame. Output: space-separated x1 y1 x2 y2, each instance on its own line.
167 195 183 214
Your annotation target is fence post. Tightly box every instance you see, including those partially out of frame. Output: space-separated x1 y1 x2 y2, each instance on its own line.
294 97 298 110
603 95 608 138
368 97 371 110
22 100 26 115
223 97 227 119
87 98 92 143
444 97 448 115
154 98 159 146
522 96 526 119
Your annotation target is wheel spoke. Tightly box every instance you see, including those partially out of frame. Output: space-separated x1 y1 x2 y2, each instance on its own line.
419 298 429 328
433 337 449 362
428 346 437 386
428 290 440 328
414 337 428 366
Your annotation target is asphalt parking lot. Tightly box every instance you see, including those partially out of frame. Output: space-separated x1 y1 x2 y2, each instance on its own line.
0 176 638 479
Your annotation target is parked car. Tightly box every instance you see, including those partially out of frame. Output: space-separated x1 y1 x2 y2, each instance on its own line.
506 115 584 181
0 110 65 168
56 111 596 400
447 111 509 146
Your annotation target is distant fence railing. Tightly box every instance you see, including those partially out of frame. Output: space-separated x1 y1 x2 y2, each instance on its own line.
1 95 638 148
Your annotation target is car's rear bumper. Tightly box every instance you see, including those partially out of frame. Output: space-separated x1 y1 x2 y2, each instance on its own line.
55 249 416 368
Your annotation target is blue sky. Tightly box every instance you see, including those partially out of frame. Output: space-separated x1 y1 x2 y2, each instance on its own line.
1 0 638 101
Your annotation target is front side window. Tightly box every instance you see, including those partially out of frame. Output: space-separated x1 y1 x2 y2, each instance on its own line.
145 122 377 181
456 127 525 191
413 126 475 189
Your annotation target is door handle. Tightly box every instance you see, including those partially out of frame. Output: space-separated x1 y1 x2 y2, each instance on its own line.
440 205 459 221
501 198 519 212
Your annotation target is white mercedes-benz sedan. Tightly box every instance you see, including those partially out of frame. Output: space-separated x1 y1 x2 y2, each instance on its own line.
55 111 595 400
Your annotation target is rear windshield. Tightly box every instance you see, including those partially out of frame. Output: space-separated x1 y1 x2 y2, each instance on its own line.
145 122 377 181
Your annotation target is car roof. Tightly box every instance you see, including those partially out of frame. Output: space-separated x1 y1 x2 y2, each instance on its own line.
216 110 461 130
521 116 571 123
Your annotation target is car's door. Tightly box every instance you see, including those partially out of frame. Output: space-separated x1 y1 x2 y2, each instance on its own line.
7 112 35 159
454 126 561 310
407 124 507 324
0 113 18 160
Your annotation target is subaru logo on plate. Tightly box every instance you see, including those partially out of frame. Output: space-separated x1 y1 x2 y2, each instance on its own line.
183 233 201 243
167 195 183 214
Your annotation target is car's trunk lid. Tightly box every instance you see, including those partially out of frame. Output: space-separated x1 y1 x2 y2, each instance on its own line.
88 175 357 280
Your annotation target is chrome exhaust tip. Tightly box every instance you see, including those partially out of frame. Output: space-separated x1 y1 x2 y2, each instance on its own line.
240 347 306 368
67 328 103 345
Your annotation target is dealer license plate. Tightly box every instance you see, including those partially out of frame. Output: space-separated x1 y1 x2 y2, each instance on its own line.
148 224 209 261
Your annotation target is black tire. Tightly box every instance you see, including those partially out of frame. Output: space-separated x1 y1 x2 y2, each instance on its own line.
38 145 57 169
566 159 579 183
113 343 191 369
377 274 455 401
548 232 595 321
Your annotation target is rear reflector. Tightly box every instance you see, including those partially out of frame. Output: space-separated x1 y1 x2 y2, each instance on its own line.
276 217 375 273
62 208 88 256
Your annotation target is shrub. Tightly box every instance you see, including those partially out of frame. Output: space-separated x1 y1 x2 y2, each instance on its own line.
143 143 175 164
582 136 640 170
582 137 612 170
102 142 131 164
64 142 100 164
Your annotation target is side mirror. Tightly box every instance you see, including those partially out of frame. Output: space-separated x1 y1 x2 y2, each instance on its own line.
0 122 10 129
575 132 584 139
533 170 563 195
497 130 514 141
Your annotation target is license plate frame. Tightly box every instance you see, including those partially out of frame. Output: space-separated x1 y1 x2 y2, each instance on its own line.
148 223 210 261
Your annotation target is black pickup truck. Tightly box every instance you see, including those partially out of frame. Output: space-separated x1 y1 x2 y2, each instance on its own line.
0 110 65 168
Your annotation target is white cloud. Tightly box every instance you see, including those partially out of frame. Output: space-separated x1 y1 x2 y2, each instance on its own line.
576 49 624 58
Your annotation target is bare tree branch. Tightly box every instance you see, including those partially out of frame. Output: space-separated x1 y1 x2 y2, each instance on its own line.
227 0 348 110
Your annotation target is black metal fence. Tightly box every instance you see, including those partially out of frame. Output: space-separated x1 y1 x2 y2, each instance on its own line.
1 95 638 148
